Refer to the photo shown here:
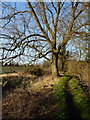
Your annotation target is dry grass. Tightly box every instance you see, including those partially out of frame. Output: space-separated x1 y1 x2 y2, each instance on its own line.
1 73 59 92
2 73 60 119
30 75 60 91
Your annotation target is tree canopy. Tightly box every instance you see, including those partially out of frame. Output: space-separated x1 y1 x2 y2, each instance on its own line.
0 1 90 75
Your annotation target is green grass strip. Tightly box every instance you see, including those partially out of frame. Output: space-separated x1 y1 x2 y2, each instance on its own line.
69 78 90 120
53 76 71 119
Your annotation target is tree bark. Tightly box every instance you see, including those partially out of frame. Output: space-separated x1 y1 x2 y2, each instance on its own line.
60 56 65 72
60 46 66 72
52 53 60 77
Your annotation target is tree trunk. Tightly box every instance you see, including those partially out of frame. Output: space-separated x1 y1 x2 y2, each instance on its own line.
60 57 65 72
52 53 60 77
61 61 65 71
60 46 66 72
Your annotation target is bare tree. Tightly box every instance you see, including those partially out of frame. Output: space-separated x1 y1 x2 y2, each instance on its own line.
0 1 90 76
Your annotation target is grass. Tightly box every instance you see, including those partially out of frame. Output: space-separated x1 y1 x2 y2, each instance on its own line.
69 78 90 120
53 75 90 120
1 66 30 74
53 76 71 119
1 66 46 76
1 66 90 119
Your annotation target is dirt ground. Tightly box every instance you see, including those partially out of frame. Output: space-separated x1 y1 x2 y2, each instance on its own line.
1 73 60 119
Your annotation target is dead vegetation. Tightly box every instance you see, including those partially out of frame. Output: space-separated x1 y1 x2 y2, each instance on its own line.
1 73 60 119
1 68 90 119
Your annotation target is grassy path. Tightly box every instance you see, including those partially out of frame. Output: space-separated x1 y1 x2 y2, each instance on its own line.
53 75 90 120
2 74 90 119
69 77 90 120
65 76 82 120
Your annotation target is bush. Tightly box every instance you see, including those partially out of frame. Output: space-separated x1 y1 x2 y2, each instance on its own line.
30 66 44 76
23 65 44 76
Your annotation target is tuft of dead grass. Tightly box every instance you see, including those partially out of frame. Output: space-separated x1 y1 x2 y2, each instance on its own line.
30 75 60 92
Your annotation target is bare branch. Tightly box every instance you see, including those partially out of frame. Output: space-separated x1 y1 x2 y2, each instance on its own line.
51 2 57 13
26 0 52 44
40 2 54 36
71 23 90 33
46 5 54 26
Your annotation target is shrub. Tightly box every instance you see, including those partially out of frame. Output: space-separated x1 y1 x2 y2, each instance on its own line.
30 66 44 76
23 65 44 76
